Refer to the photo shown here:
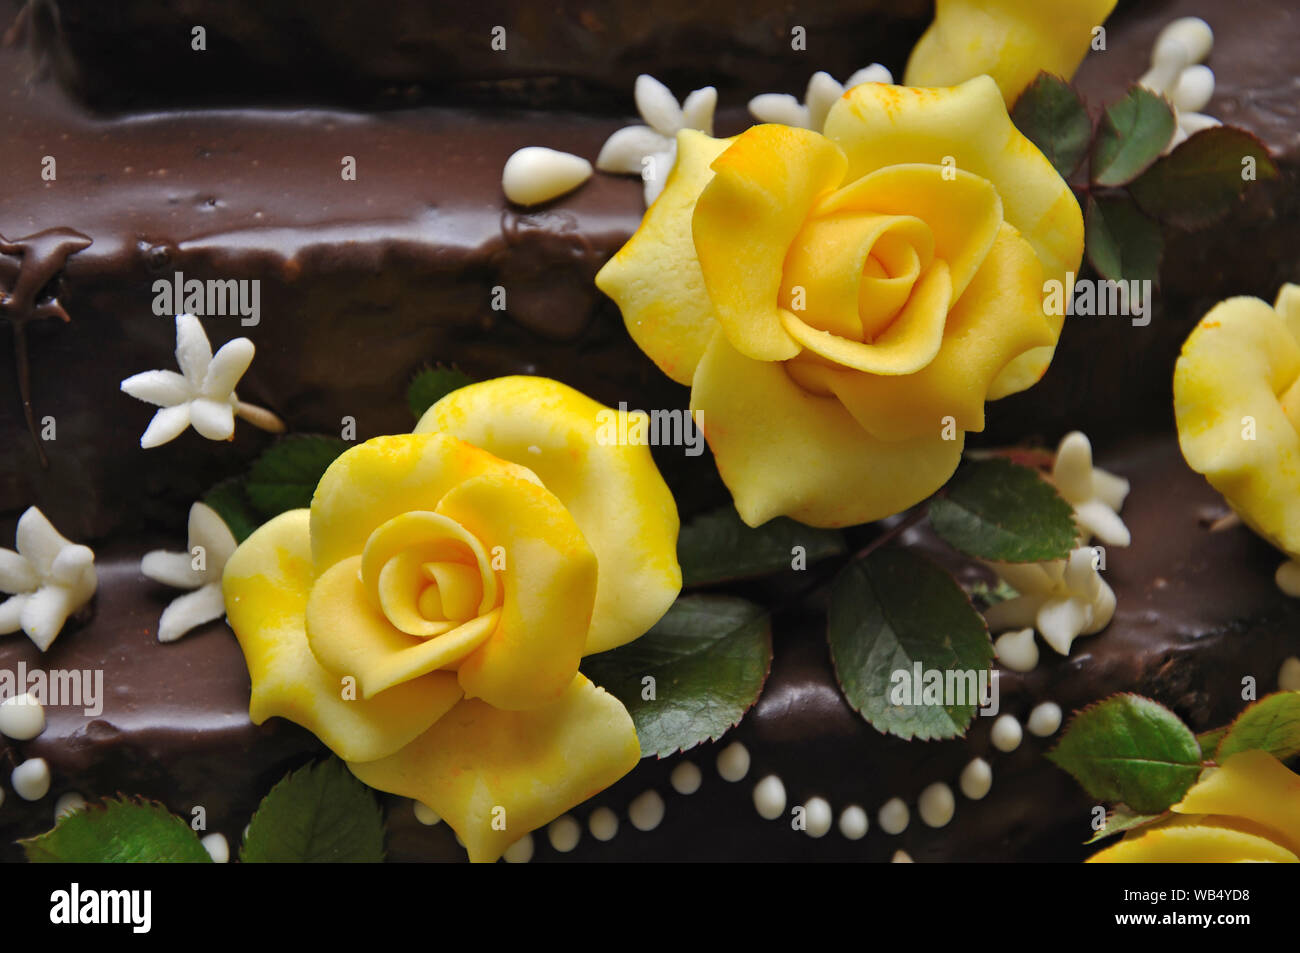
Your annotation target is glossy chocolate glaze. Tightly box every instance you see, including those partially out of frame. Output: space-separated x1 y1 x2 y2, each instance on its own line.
2 0 1300 862
21 0 929 112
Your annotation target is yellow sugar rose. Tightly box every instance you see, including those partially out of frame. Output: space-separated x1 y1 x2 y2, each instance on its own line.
222 376 681 862
1088 750 1300 863
597 77 1082 527
1174 286 1300 559
905 0 1118 104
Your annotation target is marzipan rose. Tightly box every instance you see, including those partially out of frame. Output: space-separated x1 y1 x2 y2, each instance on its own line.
905 0 1118 104
1088 750 1300 863
222 376 681 862
1174 286 1300 565
597 77 1083 527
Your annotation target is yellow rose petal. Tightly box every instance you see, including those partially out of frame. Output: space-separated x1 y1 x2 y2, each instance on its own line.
779 211 933 342
809 223 1054 441
1172 750 1300 855
595 129 734 385
305 555 499 697
823 76 1082 397
417 376 681 655
361 510 498 632
1174 293 1300 557
1087 825 1298 863
310 433 538 575
222 510 462 763
348 674 640 863
904 0 1118 104
781 260 952 376
815 164 1003 304
690 329 963 527
436 471 597 710
692 124 848 362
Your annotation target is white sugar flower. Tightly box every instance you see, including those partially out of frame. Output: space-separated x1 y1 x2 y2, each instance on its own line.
597 74 717 205
748 65 893 132
983 548 1116 656
120 314 285 449
1137 17 1220 153
0 507 97 651
1049 431 1131 547
141 502 236 642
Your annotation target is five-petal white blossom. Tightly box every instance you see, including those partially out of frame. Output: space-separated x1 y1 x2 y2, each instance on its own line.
141 502 237 643
0 507 97 651
597 74 717 205
984 548 1116 656
120 314 285 449
748 65 893 132
1049 431 1131 547
1137 17 1220 153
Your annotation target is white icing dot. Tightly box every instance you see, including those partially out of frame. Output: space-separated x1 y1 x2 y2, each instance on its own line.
413 801 441 826
878 797 909 835
526 445 542 456
502 833 534 863
752 775 786 820
670 761 702 795
588 806 619 842
838 805 869 840
960 758 993 800
629 790 665 831
994 628 1039 673
547 815 581 853
918 782 955 829
54 792 86 820
12 758 51 801
0 692 46 740
502 147 593 206
991 714 1023 752
1027 701 1063 737
716 741 750 782
891 850 914 863
1279 656 1300 692
201 832 229 864
803 797 833 838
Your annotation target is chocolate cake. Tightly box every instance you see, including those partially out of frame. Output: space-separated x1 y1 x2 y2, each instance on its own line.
2 0 1299 863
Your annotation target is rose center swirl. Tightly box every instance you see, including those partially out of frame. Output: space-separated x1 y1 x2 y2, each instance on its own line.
360 510 501 639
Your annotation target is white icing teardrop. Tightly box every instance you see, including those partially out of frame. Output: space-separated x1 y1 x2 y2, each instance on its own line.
1027 701 1064 737
752 775 786 820
960 758 993 800
991 714 1023 752
994 627 1039 673
502 147 592 207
